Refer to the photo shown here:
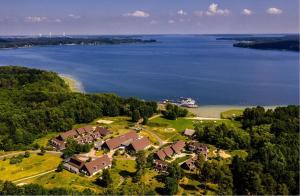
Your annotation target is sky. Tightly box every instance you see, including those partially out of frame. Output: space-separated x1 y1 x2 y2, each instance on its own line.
0 0 298 35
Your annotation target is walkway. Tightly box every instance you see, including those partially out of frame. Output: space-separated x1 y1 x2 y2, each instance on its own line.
0 150 62 160
13 169 56 183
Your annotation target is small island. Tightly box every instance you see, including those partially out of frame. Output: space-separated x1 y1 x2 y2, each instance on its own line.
0 36 156 49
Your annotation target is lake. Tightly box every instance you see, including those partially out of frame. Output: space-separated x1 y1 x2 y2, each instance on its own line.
0 35 298 105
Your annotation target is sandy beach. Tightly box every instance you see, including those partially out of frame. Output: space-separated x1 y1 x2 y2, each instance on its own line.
59 74 85 93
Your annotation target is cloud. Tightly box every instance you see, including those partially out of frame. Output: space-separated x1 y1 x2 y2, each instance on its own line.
150 20 158 25
168 19 175 24
24 16 47 23
242 9 253 16
68 14 81 19
266 7 283 15
177 9 187 16
194 3 230 17
124 10 150 18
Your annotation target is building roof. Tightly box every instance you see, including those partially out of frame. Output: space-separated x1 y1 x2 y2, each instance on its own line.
59 129 78 140
82 134 94 143
104 131 138 150
82 155 111 176
181 156 198 170
68 156 85 169
171 140 185 154
183 129 196 136
130 137 151 151
188 141 208 150
95 126 112 136
84 125 94 133
156 150 167 160
163 146 174 157
154 159 168 167
76 127 86 135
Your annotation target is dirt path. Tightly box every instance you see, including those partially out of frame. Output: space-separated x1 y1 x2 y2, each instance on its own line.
185 117 221 121
0 150 62 160
149 114 161 120
13 169 56 183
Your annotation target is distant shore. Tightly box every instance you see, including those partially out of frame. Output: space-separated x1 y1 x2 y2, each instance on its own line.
187 105 280 118
59 74 85 93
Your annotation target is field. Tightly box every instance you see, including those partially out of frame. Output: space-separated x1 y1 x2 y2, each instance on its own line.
0 153 61 181
34 132 58 147
221 109 244 119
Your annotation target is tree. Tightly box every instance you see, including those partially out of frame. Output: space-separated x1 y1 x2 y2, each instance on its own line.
136 151 147 170
56 162 64 172
142 116 148 125
100 169 112 187
164 177 178 195
24 151 30 158
167 163 183 181
39 146 46 155
131 110 141 122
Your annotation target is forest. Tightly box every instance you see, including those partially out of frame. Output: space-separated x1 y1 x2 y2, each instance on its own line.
195 105 299 195
0 66 157 150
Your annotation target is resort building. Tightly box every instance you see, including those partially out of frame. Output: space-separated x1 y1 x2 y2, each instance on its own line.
154 159 169 174
155 140 185 160
102 131 139 151
63 156 85 174
129 137 152 152
50 126 112 150
81 155 112 176
181 156 198 171
187 141 208 160
183 129 196 138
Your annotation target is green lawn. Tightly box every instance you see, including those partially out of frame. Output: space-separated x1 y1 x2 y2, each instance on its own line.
148 117 195 131
34 132 58 147
0 153 61 181
146 117 196 141
23 170 101 193
221 109 244 119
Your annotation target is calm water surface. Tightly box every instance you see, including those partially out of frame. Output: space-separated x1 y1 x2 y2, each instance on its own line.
0 35 298 105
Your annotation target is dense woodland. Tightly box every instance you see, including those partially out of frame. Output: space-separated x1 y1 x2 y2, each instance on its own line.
195 105 299 195
0 66 157 150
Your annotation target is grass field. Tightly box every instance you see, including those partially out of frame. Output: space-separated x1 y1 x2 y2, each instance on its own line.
221 109 244 119
0 153 61 181
23 170 101 192
34 132 58 147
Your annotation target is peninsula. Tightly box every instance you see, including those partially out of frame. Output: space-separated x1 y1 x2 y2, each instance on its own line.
217 35 299 51
0 37 156 49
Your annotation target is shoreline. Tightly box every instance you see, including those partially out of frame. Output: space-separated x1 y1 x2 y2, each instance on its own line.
59 74 85 93
187 105 281 118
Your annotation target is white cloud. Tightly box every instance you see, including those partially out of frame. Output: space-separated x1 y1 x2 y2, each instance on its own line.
54 18 62 23
150 20 158 25
242 9 253 16
177 9 187 16
124 10 150 18
168 19 175 24
194 3 230 17
206 3 230 16
68 14 81 19
24 16 47 23
266 7 283 15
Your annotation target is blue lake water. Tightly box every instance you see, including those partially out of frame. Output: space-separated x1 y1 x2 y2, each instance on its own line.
0 35 299 105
